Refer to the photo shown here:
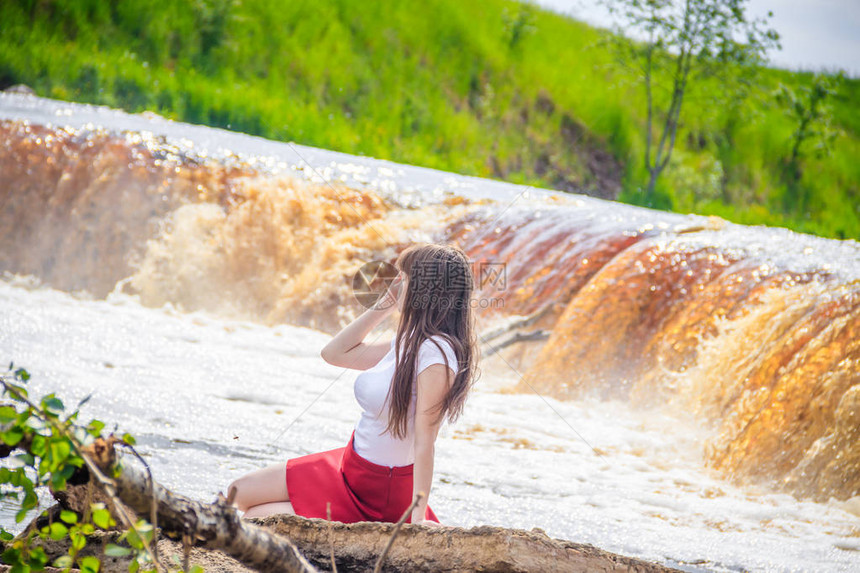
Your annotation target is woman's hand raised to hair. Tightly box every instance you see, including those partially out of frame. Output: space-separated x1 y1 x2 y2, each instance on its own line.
320 272 404 369
374 273 405 312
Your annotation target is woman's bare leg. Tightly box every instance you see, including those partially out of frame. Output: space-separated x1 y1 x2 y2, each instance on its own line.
228 462 290 513
243 501 295 519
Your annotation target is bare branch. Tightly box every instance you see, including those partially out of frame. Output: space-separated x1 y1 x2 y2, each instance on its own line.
373 492 423 573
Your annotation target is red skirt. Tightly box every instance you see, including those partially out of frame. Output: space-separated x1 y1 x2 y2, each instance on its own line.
285 430 440 524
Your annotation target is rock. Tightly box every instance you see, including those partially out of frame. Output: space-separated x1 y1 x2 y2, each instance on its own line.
3 85 35 95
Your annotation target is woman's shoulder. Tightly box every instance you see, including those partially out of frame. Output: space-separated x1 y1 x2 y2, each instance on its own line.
418 335 459 373
421 333 457 352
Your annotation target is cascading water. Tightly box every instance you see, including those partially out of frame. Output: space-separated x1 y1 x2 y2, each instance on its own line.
1 93 858 572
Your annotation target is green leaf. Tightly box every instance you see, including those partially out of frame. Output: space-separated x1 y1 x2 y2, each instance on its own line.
121 433 136 446
2 547 21 564
103 544 132 557
134 520 154 543
73 427 90 444
37 457 50 478
87 420 105 437
92 508 111 530
49 440 71 465
50 475 67 494
189 566 205 573
21 490 37 511
124 528 143 549
0 406 17 424
14 368 30 382
23 416 46 434
9 562 30 573
48 521 68 540
1 428 24 447
14 507 29 524
129 558 140 573
71 530 86 551
4 468 23 487
42 396 64 416
27 545 48 569
5 383 27 399
29 434 46 457
53 555 73 569
78 555 100 573
59 464 76 480
59 509 78 524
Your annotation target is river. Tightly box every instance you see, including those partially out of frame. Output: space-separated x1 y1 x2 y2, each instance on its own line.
1 92 858 572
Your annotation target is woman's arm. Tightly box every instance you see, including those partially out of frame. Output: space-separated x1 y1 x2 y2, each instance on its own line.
411 363 453 525
320 275 402 370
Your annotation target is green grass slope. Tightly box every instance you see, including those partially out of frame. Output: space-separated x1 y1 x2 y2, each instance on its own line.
1 0 857 239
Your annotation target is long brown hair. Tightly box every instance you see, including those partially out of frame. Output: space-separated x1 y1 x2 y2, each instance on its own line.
383 242 480 439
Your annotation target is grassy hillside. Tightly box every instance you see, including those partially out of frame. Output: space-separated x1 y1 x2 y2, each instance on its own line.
1 0 857 239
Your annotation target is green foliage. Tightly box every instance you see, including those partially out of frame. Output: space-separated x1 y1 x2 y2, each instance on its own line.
0 365 198 572
502 2 536 52
0 0 857 239
766 71 847 217
775 72 844 167
601 0 780 198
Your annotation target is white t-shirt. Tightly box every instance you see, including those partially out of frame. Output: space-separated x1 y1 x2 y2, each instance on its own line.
352 334 458 467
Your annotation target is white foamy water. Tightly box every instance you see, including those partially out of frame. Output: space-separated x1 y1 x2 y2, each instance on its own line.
1 280 858 572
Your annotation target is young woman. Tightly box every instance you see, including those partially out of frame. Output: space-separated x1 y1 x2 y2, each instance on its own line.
228 243 479 526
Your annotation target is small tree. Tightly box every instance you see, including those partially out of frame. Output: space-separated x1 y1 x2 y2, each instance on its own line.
775 72 844 179
772 71 844 213
502 2 536 53
602 0 779 199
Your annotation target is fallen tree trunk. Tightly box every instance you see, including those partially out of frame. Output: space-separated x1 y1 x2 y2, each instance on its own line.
83 438 319 573
253 515 681 573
